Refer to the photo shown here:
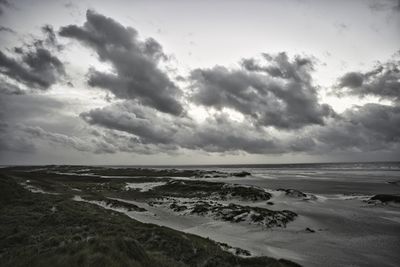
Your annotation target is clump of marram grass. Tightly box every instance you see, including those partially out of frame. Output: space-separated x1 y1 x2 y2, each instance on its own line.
151 198 297 228
152 180 272 201
367 194 400 204
82 195 147 212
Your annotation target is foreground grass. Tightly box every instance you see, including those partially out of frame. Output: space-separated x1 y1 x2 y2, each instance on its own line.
0 174 300 267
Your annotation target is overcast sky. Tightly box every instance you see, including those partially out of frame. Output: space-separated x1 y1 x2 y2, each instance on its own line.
0 0 399 165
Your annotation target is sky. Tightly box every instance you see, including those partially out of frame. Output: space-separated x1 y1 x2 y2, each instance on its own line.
0 0 399 165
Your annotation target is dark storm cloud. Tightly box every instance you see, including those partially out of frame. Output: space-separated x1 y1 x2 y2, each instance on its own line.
0 95 141 155
190 52 334 129
59 10 183 115
0 80 24 95
19 123 184 155
0 26 14 33
338 72 364 88
369 0 400 12
314 103 400 152
81 100 191 145
81 95 400 155
41 25 63 50
183 114 285 154
42 25 56 44
336 58 400 102
0 93 64 124
1 10 398 159
0 93 88 155
0 29 65 91
241 53 314 79
92 129 181 155
0 123 35 153
344 104 400 143
22 125 93 152
0 48 65 90
0 123 124 155
81 100 288 154
77 46 399 155
0 0 9 16
81 102 178 144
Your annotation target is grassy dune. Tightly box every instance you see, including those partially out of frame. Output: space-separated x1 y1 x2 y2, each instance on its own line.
0 172 300 267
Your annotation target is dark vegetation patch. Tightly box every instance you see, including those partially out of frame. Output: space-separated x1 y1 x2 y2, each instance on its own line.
368 194 400 204
0 174 300 267
190 202 296 228
277 189 307 198
276 189 316 200
81 195 147 212
217 242 251 257
152 180 272 201
387 180 400 186
2 165 251 179
305 227 315 233
151 199 297 228
72 167 251 179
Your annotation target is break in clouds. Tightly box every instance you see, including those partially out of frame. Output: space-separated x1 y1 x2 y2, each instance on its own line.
1 8 399 163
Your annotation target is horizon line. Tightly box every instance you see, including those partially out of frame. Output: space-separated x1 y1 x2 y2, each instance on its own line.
1 160 400 167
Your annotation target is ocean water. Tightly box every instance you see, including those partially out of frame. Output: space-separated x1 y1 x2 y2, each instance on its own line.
210 162 400 196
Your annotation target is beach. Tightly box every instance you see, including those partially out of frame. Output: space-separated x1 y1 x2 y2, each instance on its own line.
1 163 399 266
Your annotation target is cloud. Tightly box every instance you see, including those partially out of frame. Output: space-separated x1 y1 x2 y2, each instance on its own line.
81 100 289 154
0 123 35 153
183 113 285 154
336 57 400 102
0 30 65 91
2 89 398 158
0 80 24 95
369 0 400 12
59 9 183 115
338 72 364 88
1 10 399 161
0 26 14 33
0 92 92 154
22 125 93 152
0 123 118 155
314 103 400 152
0 0 9 16
0 93 65 125
190 52 334 129
342 103 400 144
80 101 185 145
41 25 63 50
0 63 172 156
75 46 399 156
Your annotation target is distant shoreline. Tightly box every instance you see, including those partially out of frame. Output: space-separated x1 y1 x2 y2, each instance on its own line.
2 161 400 169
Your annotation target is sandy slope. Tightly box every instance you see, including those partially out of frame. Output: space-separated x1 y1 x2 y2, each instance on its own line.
100 191 400 267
